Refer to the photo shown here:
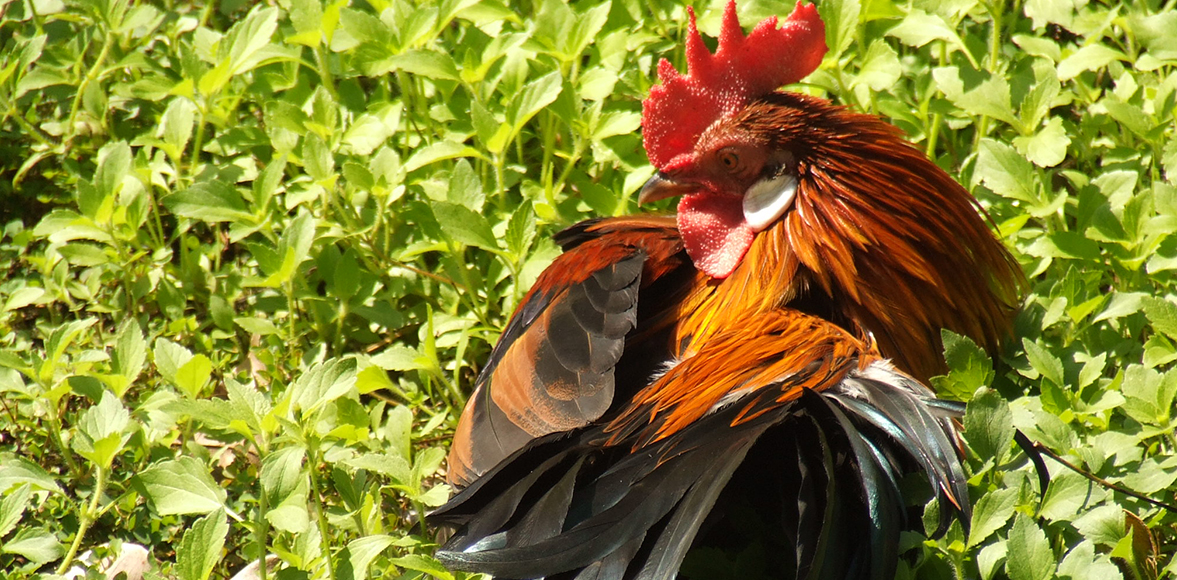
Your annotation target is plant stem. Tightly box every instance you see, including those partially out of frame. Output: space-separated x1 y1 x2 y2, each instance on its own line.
55 464 106 575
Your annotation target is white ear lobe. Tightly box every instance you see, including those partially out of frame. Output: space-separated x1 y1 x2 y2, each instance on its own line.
743 173 797 232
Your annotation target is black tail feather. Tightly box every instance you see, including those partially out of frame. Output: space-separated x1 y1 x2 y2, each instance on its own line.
433 362 969 580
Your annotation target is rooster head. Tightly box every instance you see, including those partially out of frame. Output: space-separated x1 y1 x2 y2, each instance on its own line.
640 0 826 279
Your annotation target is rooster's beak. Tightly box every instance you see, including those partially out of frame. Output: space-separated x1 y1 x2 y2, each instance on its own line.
638 172 697 205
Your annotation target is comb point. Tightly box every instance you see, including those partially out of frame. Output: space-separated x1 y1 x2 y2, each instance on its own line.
641 1 827 169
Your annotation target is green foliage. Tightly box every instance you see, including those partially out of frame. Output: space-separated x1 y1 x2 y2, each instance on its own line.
0 0 1175 578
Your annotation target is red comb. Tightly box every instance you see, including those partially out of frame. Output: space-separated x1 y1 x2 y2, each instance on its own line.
641 1 826 169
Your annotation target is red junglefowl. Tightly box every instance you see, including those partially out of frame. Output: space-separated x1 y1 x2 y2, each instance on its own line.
431 2 1022 579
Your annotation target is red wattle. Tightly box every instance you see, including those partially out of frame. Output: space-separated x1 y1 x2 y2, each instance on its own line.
677 192 755 279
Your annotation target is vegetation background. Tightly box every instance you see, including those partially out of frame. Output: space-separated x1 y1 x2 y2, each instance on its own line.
1 0 1175 578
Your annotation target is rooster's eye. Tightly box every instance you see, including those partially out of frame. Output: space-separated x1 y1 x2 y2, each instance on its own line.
718 149 742 173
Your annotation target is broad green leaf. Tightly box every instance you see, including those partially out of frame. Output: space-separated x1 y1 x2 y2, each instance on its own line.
73 392 132 468
174 354 213 399
935 329 993 401
4 287 45 312
288 358 358 415
1057 44 1126 81
389 554 455 580
977 541 1007 580
818 0 860 59
1142 297 1177 342
509 71 562 131
964 388 1015 464
333 249 361 301
262 211 317 287
967 487 1017 547
1022 338 1064 386
234 316 280 336
1013 117 1070 168
1006 514 1055 580
344 453 412 485
176 509 228 580
349 535 397 577
262 446 306 504
303 132 334 182
0 457 62 494
138 457 227 516
887 10 970 64
1058 541 1124 580
403 141 479 173
1073 505 1127 547
160 98 197 158
2 528 64 563
1040 471 1102 521
431 201 498 251
975 139 1037 203
112 320 146 388
389 49 459 81
0 484 32 539
447 159 485 211
165 182 252 224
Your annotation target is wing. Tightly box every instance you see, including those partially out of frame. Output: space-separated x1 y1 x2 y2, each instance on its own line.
447 216 686 489
433 310 968 580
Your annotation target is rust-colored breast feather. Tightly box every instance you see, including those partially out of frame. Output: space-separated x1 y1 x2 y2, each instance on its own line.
606 310 874 449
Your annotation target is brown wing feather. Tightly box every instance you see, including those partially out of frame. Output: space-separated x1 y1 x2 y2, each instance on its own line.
447 217 685 488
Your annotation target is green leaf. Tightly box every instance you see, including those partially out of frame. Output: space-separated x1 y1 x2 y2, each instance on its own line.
967 487 1017 547
1013 117 1070 168
1058 541 1124 580
234 316 280 336
349 535 397 577
288 358 358 415
817 0 860 59
403 140 479 173
112 320 146 388
1073 505 1127 547
262 446 306 504
3 287 46 312
0 457 62 494
1022 338 1064 386
389 554 455 580
73 392 131 468
160 98 197 158
333 248 361 301
1040 471 1101 521
1006 514 1055 580
389 49 459 81
446 159 485 211
0 484 32 539
1057 44 1127 81
174 354 213 399
975 139 1037 203
431 201 499 251
934 329 993 400
261 211 317 287
137 457 227 516
344 453 411 485
176 509 228 580
509 71 562 132
303 132 334 182
886 10 970 61
506 201 537 257
1143 297 1177 342
165 181 252 223
964 388 1015 464
2 528 64 563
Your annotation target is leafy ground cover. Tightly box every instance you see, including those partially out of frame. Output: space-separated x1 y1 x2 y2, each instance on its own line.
1 0 1176 578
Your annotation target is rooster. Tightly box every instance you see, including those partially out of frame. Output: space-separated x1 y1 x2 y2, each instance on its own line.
431 2 1022 579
